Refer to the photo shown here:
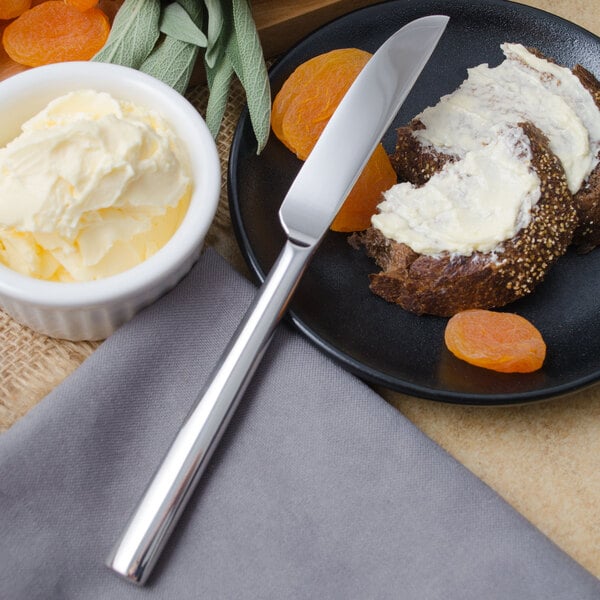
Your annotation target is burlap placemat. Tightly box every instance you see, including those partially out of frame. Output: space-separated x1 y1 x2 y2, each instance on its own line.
0 79 250 432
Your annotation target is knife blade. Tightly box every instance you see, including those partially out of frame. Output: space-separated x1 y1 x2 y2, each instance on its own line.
107 14 449 585
281 14 449 246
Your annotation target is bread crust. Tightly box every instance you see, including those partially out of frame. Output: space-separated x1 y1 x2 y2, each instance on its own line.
391 120 456 185
353 123 577 316
572 64 600 252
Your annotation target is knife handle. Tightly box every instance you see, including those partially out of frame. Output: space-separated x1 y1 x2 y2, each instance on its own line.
106 239 314 585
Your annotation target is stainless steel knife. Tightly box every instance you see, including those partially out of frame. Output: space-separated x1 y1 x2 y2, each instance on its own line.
107 14 449 585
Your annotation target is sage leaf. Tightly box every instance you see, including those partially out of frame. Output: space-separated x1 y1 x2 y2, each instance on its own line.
228 0 271 152
93 0 270 151
204 0 225 68
160 2 208 47
139 0 203 94
204 15 232 134
205 50 234 137
139 40 200 94
206 53 233 138
92 0 161 68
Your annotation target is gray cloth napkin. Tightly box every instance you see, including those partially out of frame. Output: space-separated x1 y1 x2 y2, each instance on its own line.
0 248 598 599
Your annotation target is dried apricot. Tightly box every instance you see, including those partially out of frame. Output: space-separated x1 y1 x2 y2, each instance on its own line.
0 0 31 20
272 48 397 232
2 1 109 67
331 144 397 232
444 309 546 373
273 48 372 160
65 0 98 11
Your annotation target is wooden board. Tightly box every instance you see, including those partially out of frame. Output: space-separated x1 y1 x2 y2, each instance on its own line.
252 0 383 58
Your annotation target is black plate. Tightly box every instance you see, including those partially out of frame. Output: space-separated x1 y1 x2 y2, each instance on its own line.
228 0 600 405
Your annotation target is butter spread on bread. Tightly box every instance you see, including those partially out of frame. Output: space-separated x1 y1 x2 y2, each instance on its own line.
372 125 540 256
391 44 600 254
414 43 600 194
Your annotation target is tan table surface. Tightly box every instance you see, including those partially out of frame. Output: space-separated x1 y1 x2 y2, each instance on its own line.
1 0 599 581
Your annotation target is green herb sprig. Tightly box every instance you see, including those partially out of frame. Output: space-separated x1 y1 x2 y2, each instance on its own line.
93 0 270 153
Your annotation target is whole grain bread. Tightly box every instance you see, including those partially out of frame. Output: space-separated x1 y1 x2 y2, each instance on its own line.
352 123 577 316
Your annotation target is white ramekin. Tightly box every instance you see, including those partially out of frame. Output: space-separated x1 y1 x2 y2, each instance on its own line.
0 62 221 340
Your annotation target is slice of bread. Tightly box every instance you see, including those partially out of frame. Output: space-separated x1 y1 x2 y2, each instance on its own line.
351 122 577 316
393 46 600 253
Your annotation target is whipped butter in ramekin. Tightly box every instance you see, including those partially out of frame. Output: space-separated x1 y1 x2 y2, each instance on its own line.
0 89 192 282
0 62 220 340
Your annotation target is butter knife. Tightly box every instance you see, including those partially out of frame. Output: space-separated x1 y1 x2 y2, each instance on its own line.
107 14 449 585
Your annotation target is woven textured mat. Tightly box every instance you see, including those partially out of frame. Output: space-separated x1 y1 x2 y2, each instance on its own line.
0 79 249 432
